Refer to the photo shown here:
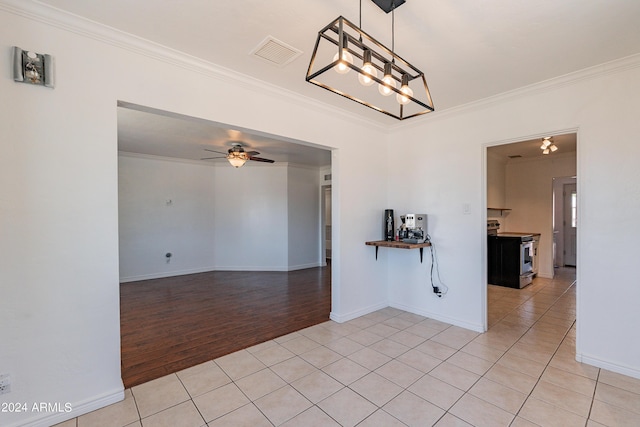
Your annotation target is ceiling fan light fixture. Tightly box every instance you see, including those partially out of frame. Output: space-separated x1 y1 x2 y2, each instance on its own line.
227 152 248 168
201 143 275 168
539 136 558 155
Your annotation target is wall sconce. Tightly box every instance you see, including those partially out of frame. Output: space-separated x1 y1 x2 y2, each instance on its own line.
13 47 54 88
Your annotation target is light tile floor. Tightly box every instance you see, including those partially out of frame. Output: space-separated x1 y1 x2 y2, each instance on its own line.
56 268 640 426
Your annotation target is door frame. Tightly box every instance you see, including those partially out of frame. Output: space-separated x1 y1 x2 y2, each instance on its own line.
482 128 579 332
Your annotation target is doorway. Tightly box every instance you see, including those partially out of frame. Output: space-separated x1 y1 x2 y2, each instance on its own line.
485 132 577 329
563 183 577 266
117 102 335 387
322 185 332 265
552 177 577 268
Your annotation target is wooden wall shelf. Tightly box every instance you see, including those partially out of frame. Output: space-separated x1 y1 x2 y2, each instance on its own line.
487 207 511 216
365 240 432 263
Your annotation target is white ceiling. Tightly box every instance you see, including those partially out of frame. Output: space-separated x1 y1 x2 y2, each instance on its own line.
117 104 331 166
37 0 640 162
488 133 576 161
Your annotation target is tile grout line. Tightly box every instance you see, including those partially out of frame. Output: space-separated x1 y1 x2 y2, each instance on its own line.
445 277 579 426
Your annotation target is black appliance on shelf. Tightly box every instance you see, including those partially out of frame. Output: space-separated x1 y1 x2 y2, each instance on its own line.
384 209 394 241
487 220 534 288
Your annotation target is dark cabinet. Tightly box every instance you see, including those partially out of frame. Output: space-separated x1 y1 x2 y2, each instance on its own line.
488 236 522 288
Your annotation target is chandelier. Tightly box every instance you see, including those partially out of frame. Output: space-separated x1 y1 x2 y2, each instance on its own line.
306 0 434 120
540 137 558 155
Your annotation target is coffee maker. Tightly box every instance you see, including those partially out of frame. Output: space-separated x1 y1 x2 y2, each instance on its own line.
399 213 428 243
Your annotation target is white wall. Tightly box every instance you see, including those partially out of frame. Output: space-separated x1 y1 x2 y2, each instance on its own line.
486 151 507 212
119 155 323 279
212 163 289 270
0 3 389 426
118 154 217 281
504 152 576 278
388 56 640 378
288 165 321 270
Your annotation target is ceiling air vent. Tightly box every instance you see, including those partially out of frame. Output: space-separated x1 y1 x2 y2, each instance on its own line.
250 36 302 67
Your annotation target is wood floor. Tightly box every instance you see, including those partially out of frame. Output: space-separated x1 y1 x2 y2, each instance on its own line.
120 266 331 388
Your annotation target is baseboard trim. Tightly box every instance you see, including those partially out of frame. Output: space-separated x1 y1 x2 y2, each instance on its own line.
5 387 124 427
120 263 324 282
287 262 323 271
120 267 217 282
330 302 388 323
390 302 485 333
577 353 640 380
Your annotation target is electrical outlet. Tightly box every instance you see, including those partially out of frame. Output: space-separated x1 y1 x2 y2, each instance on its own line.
0 374 11 395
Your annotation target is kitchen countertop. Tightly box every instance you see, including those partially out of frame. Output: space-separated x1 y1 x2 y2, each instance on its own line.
499 232 541 237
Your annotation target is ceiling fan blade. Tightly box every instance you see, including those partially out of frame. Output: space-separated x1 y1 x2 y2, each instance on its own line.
204 148 228 155
249 156 275 163
245 150 260 156
200 156 226 160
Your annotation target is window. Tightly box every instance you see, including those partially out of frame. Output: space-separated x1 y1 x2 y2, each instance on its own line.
571 191 577 228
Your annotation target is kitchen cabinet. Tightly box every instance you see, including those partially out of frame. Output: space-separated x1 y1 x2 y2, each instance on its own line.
488 236 523 288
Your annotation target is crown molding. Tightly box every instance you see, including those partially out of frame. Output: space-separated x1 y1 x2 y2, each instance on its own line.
5 1 638 135
0 0 389 132
392 53 640 132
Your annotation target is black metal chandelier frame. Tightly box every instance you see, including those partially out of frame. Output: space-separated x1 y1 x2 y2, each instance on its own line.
306 12 434 120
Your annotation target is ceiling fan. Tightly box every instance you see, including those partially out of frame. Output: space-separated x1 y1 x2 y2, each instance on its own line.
201 142 275 168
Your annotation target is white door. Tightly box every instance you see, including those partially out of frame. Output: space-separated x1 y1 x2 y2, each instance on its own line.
563 183 577 266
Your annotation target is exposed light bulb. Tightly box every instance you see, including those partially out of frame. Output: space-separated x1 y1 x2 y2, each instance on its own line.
358 50 378 86
332 34 353 74
333 50 353 74
396 74 413 105
378 62 396 96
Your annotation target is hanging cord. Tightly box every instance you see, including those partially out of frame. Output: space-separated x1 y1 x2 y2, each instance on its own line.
427 235 448 297
391 3 395 60
359 0 363 42
389 2 396 65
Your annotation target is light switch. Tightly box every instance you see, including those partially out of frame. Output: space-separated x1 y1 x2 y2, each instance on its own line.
463 203 471 215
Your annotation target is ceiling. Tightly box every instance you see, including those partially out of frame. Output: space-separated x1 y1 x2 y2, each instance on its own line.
36 0 640 162
117 104 331 167
488 133 576 161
